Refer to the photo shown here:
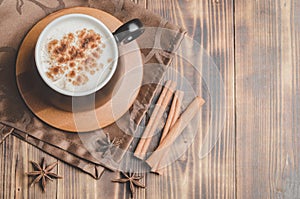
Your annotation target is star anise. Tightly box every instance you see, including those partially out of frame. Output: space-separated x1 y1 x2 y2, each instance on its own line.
26 158 62 192
112 172 146 198
95 133 122 158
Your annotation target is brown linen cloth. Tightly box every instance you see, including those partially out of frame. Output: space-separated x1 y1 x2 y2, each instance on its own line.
0 0 185 179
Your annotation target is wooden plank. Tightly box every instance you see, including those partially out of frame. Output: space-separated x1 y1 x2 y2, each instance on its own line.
235 0 300 198
0 134 98 198
145 0 236 198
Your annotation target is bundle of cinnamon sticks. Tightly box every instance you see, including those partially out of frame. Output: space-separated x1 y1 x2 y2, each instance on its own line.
133 80 205 174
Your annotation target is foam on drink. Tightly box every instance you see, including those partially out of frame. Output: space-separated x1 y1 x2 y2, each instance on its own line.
39 18 115 95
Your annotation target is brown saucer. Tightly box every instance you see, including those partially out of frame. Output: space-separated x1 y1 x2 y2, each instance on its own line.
16 7 143 132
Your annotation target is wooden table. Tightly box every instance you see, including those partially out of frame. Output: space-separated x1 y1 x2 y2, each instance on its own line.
1 0 299 198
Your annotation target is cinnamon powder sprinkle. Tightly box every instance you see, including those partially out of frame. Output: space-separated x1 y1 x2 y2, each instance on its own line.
46 65 64 80
46 29 105 86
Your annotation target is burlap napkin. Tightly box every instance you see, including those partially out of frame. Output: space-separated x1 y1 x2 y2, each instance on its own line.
0 0 185 179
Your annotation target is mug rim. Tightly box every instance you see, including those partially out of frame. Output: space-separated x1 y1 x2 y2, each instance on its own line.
35 13 119 97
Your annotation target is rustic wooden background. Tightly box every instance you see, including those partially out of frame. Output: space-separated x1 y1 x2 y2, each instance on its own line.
1 0 300 198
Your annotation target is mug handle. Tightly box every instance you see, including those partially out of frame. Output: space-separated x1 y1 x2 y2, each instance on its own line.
113 19 145 45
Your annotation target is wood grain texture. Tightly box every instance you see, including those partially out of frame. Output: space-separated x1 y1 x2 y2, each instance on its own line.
143 0 236 198
9 0 300 198
1 0 236 198
235 0 300 198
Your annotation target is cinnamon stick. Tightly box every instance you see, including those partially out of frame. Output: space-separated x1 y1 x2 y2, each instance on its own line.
159 90 184 144
146 96 205 173
134 80 177 159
